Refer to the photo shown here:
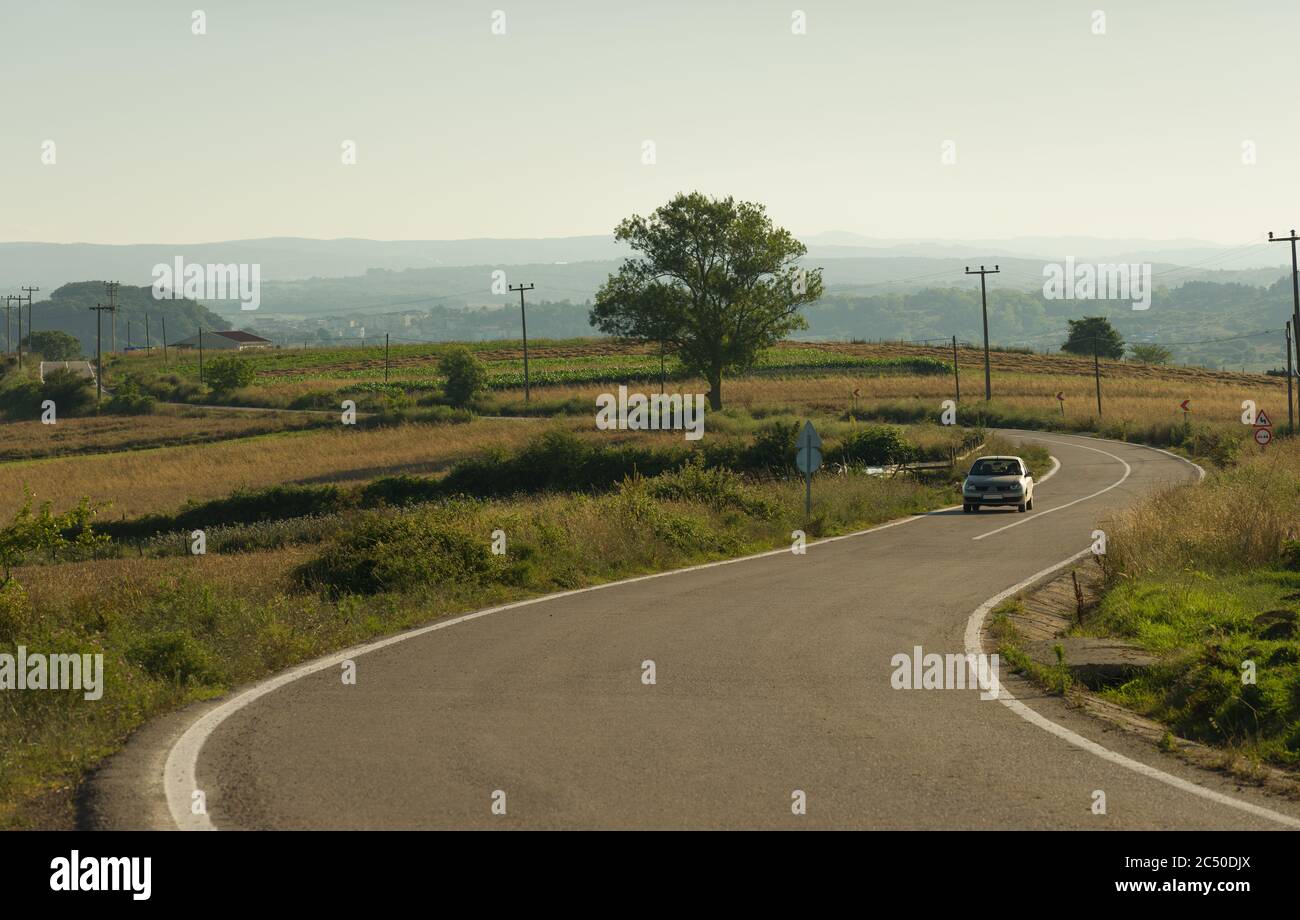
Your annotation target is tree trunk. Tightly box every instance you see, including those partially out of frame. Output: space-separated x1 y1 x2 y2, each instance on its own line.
707 372 722 411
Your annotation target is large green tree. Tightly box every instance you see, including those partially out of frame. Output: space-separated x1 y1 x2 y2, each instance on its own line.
23 329 82 360
590 192 823 410
1061 316 1124 360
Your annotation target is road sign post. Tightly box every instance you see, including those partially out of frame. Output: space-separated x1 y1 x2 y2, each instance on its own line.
796 420 823 522
1253 408 1273 449
1055 391 1064 417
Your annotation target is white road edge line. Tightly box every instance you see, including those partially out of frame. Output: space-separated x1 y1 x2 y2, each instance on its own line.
964 447 1300 829
973 438 1128 541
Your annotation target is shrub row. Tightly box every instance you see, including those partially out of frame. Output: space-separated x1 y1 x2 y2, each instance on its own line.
91 423 924 542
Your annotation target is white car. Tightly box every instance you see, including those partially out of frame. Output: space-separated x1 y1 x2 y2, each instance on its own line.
961 455 1034 513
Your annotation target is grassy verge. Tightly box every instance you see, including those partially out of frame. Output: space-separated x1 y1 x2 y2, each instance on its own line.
1005 439 1300 770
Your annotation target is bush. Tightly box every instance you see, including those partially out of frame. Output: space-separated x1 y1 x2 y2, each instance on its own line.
104 376 156 415
643 459 776 517
296 512 503 596
1129 343 1172 365
1282 540 1300 572
742 421 799 473
441 429 684 497
359 475 444 507
96 484 354 541
0 380 43 419
37 368 96 418
134 372 204 403
0 581 31 644
440 346 488 408
204 355 256 395
126 632 222 685
834 424 917 466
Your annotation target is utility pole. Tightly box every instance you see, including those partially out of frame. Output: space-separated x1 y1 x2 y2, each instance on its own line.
951 334 960 402
1093 338 1103 417
385 333 390 384
3 295 13 355
20 287 39 367
106 281 120 355
23 287 38 343
509 282 535 403
198 327 204 383
1288 321 1295 435
89 299 114 404
1268 231 1300 384
964 265 999 401
161 316 168 363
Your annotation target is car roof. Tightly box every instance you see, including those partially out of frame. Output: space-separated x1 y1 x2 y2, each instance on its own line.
972 455 1024 462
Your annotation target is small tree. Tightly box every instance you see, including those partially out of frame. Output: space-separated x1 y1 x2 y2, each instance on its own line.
1061 316 1124 360
1129 343 1172 365
0 491 107 588
440 346 488 407
24 330 82 360
205 355 256 394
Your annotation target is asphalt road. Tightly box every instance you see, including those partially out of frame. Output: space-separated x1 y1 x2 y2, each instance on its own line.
90 430 1300 830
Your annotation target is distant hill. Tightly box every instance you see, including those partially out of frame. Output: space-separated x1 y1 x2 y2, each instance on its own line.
30 282 228 357
2 234 1287 296
0 237 633 293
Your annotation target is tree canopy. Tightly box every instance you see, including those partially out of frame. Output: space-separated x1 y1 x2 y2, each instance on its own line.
1062 316 1125 360
590 192 823 410
23 329 82 360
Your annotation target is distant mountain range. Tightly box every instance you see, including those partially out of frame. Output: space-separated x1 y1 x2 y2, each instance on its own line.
7 235 1295 372
0 234 1287 296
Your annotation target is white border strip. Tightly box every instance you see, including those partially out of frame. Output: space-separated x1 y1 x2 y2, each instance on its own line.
972 439 1129 541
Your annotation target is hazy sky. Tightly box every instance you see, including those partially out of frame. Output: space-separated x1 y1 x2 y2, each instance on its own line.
3 0 1297 245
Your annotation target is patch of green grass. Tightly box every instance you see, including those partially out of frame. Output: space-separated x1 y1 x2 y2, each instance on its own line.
1086 571 1300 766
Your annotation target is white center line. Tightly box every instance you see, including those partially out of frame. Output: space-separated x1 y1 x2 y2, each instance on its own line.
972 438 1131 542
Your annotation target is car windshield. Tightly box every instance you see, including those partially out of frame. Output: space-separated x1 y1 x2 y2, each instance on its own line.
970 459 1022 476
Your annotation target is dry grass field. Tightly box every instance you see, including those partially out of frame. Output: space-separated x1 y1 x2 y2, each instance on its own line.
489 365 1287 430
0 418 552 519
0 407 325 461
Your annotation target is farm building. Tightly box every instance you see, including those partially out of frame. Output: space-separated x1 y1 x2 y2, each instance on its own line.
172 330 273 351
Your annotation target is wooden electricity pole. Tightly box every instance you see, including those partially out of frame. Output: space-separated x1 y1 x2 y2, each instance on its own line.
1269 231 1300 387
509 282 535 403
964 265 999 401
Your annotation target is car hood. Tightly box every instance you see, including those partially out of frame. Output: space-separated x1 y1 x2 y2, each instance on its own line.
965 474 1023 485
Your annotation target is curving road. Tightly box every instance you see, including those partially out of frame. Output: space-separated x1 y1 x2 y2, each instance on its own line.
90 431 1300 830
